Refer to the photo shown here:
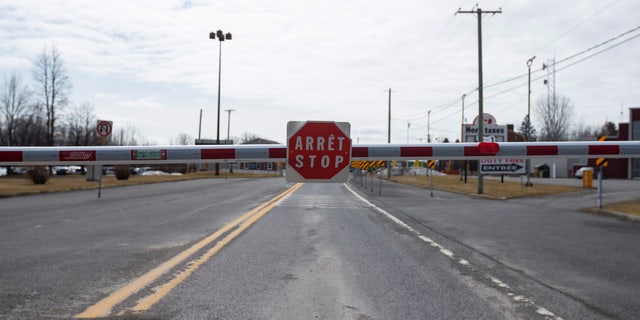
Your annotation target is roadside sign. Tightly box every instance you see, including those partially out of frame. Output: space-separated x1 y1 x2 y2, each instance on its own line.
596 135 609 167
60 150 96 162
132 149 167 161
286 121 351 182
97 120 113 138
480 158 525 174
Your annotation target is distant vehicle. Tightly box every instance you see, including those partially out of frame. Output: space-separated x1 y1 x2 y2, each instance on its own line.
54 166 70 175
54 166 83 175
133 167 152 175
574 167 593 179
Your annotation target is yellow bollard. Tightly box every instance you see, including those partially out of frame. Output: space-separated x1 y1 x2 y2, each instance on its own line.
582 169 593 188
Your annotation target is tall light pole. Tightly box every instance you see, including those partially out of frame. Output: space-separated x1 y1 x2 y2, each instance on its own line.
387 88 392 178
225 108 235 174
427 110 431 143
210 29 232 175
461 94 466 181
526 56 535 187
224 109 235 141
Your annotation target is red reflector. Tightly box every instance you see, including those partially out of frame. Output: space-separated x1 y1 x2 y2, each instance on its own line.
269 148 286 159
351 147 368 158
400 146 433 158
0 151 23 162
588 145 619 155
201 149 236 159
477 142 500 155
527 145 558 156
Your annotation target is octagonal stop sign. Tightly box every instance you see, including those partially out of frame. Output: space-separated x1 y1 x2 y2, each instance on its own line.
286 121 352 183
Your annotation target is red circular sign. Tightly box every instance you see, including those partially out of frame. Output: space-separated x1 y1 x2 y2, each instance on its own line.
97 120 113 137
287 121 351 181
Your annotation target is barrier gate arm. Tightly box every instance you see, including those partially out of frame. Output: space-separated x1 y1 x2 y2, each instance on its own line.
1 141 639 166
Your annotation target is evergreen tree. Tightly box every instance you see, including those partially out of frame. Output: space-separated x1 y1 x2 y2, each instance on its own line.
518 115 537 141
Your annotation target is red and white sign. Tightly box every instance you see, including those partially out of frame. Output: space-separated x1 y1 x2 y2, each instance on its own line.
97 120 113 138
60 150 97 161
286 121 352 183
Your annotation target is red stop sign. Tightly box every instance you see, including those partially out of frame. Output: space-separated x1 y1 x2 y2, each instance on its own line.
286 121 352 182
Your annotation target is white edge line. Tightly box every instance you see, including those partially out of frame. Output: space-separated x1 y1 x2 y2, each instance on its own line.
344 183 563 320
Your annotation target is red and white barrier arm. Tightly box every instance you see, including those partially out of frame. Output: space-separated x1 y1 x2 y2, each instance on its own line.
0 145 287 166
351 141 640 161
0 141 639 166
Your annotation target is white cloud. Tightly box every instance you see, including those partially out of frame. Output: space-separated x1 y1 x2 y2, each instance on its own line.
1 0 639 144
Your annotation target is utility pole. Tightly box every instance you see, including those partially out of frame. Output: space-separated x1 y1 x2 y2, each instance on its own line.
198 109 203 140
388 88 392 144
526 56 535 187
457 7 501 194
387 88 393 178
461 94 466 181
427 110 431 143
461 94 466 141
224 109 235 141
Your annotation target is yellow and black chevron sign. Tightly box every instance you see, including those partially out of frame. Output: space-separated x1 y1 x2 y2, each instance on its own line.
351 160 386 170
596 136 608 167
427 160 437 169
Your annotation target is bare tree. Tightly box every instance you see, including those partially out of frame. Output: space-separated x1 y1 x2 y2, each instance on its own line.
12 110 47 146
65 103 100 146
536 94 573 141
109 124 154 146
240 132 261 143
0 73 31 146
569 123 597 141
171 133 193 145
33 45 72 146
110 125 138 146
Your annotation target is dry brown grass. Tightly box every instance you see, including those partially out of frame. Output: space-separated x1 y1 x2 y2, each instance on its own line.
389 174 640 216
601 200 640 217
0 171 280 197
389 175 583 199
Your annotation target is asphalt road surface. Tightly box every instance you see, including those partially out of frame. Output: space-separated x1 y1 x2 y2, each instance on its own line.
1 176 638 319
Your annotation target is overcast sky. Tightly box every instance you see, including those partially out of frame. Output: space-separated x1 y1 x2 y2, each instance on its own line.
1 0 638 145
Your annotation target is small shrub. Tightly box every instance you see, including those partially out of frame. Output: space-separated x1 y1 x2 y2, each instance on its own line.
115 165 131 180
28 166 50 185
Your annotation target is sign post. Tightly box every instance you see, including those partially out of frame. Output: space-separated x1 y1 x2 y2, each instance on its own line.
286 121 351 183
96 120 113 198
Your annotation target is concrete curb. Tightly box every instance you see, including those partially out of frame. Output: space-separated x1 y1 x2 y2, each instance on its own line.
584 208 640 223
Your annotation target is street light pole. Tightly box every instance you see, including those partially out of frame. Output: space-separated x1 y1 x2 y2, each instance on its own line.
427 110 431 143
387 88 392 178
225 109 235 141
210 29 232 176
461 94 466 181
526 56 535 187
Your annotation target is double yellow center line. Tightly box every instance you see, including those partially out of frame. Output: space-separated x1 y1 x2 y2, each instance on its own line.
76 183 303 318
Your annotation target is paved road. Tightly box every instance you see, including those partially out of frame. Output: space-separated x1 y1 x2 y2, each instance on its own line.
353 176 640 319
0 178 291 319
1 177 639 319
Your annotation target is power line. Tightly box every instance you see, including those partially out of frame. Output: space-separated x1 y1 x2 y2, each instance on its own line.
555 25 640 65
486 0 622 83
430 25 640 120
